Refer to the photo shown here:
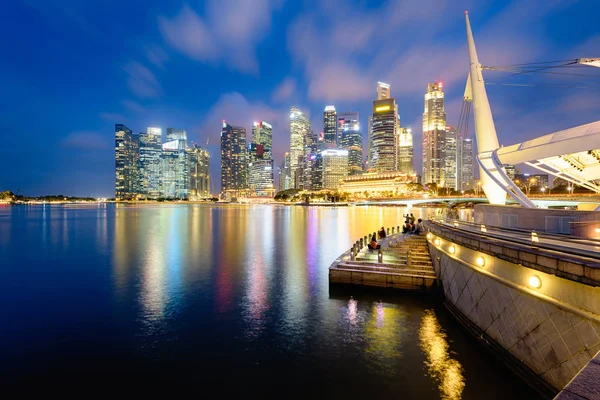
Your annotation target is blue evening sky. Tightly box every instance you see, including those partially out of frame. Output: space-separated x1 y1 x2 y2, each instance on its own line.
1 0 599 197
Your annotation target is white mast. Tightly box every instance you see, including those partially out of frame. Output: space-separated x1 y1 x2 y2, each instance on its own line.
465 12 507 205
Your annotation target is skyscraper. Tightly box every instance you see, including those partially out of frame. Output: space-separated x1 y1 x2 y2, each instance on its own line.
252 121 273 155
422 82 447 186
139 127 162 198
397 127 414 175
322 149 349 190
278 153 292 192
323 106 337 145
367 115 373 171
249 121 274 196
371 98 398 172
338 112 362 175
115 124 139 200
445 126 457 190
221 122 247 194
377 81 390 100
289 106 311 189
188 144 211 200
457 136 473 191
166 128 187 150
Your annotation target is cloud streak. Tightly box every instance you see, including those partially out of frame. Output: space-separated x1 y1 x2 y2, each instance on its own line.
124 61 161 98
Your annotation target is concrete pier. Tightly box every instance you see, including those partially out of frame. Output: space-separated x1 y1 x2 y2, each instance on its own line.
329 233 436 290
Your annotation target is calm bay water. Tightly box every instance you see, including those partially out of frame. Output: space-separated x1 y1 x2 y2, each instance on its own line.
0 204 540 398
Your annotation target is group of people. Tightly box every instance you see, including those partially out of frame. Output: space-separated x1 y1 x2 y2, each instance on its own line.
402 213 423 235
368 216 423 251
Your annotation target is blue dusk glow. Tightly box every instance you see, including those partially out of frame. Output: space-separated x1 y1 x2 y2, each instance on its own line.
0 1 598 196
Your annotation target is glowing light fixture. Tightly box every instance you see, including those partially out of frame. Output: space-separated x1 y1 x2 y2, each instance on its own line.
427 232 432 240
475 257 485 267
596 227 600 233
449 245 456 254
480 224 487 233
453 222 459 227
375 105 391 112
528 275 542 289
434 238 441 246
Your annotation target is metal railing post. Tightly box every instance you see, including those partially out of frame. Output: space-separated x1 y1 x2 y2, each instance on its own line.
350 247 355 261
378 247 383 263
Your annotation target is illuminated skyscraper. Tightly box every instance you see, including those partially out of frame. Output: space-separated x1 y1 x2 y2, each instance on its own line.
322 149 349 189
371 98 398 172
249 121 274 196
445 126 457 190
188 145 211 199
397 127 414 175
323 106 337 145
338 112 362 175
166 128 187 150
278 153 292 192
457 136 473 191
138 127 162 198
367 115 373 171
114 124 139 200
377 81 390 100
252 121 273 155
289 106 311 189
422 82 447 185
221 122 247 193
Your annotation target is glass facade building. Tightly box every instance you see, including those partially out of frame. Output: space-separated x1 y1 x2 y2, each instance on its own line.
445 126 457 190
188 145 211 199
139 127 162 198
397 127 414 175
422 82 447 186
323 105 337 145
338 112 362 175
322 149 349 190
289 106 311 189
457 136 473 191
371 98 398 172
115 124 139 200
221 122 247 193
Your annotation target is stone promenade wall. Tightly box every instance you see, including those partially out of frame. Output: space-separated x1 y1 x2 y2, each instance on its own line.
426 222 600 393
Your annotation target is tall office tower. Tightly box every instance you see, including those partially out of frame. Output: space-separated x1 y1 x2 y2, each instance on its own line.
422 82 447 185
138 127 162 198
166 128 187 150
338 112 362 175
188 144 211 200
377 81 390 100
322 149 349 189
248 143 275 197
323 106 337 145
161 139 188 199
445 126 458 190
290 106 311 189
397 127 414 174
115 124 139 200
457 136 473 191
367 115 373 171
303 132 319 190
371 98 398 172
252 121 273 156
278 152 292 192
221 122 247 193
505 164 516 180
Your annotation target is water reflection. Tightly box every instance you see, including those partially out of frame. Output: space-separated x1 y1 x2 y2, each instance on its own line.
419 309 465 399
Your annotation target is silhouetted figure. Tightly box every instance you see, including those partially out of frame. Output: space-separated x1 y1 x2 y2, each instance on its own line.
368 235 381 251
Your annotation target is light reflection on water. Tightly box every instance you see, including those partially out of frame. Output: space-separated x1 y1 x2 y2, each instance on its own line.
0 204 540 398
419 309 466 399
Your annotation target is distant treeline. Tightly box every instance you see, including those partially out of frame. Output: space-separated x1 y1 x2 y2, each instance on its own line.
0 191 98 202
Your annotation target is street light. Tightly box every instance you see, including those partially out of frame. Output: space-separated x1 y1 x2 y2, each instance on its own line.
541 187 545 196
567 185 573 195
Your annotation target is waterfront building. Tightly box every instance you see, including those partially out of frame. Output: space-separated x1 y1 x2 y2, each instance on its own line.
161 142 188 199
397 127 414 175
322 149 348 190
338 172 418 197
422 82 447 186
290 106 311 189
138 127 162 198
505 164 516 180
458 136 473 191
115 124 139 200
303 132 320 190
188 144 210 200
221 122 247 194
278 152 292 192
323 106 337 145
377 81 390 100
445 126 458 190
252 121 273 156
367 115 373 171
248 143 275 197
371 98 398 172
515 173 549 189
338 112 362 175
166 128 187 150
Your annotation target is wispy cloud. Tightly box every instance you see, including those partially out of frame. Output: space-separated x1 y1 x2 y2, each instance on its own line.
158 1 280 74
271 78 297 103
60 131 111 151
145 44 169 68
122 100 147 113
124 61 161 98
100 112 126 122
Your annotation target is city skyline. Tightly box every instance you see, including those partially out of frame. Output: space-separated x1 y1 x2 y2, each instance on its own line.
1 1 600 196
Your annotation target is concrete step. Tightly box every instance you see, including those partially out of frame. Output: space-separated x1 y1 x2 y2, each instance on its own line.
337 263 436 277
343 261 435 273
